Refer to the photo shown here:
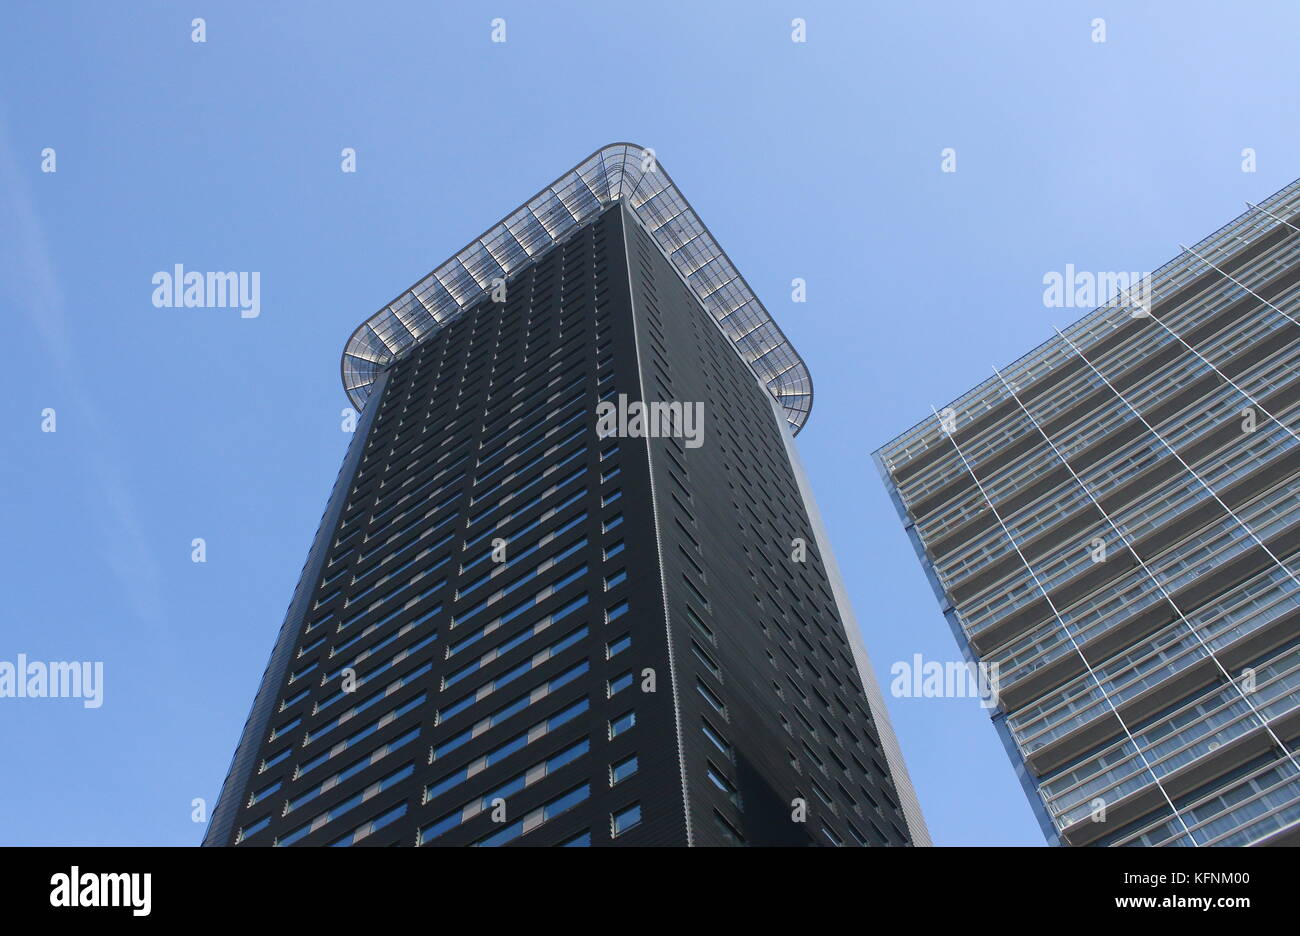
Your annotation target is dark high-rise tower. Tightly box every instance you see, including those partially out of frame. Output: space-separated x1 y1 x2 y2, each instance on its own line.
205 144 928 847
876 180 1300 846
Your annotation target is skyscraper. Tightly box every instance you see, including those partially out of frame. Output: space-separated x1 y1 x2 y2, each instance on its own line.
205 143 928 847
875 180 1300 846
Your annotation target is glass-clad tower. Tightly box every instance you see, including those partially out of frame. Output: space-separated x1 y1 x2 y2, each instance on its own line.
205 144 928 847
876 180 1300 846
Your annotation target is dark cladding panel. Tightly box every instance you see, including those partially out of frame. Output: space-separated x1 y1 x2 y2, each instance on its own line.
210 156 926 847
620 206 923 847
209 205 687 847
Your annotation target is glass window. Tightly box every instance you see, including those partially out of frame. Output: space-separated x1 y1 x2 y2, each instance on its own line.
610 710 636 738
696 680 726 715
701 719 731 758
611 755 639 785
238 815 272 843
608 671 634 697
249 780 282 806
612 803 642 837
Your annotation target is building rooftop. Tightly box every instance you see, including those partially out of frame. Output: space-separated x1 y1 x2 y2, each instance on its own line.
340 142 814 433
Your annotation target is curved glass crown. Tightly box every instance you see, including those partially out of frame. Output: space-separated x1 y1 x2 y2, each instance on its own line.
340 142 813 433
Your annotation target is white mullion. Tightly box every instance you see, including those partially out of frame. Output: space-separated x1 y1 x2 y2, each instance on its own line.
1179 242 1300 329
1117 752 1295 846
649 205 691 240
993 365 1300 783
1142 310 1300 446
929 405 1197 844
390 296 421 343
1199 782 1300 847
1245 200 1300 237
1056 327 1300 594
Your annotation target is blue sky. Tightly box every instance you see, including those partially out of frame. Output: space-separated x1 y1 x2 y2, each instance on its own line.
3 1 1298 846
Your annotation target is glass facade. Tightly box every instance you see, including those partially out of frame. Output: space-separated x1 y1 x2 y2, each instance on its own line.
340 142 812 434
876 180 1300 846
